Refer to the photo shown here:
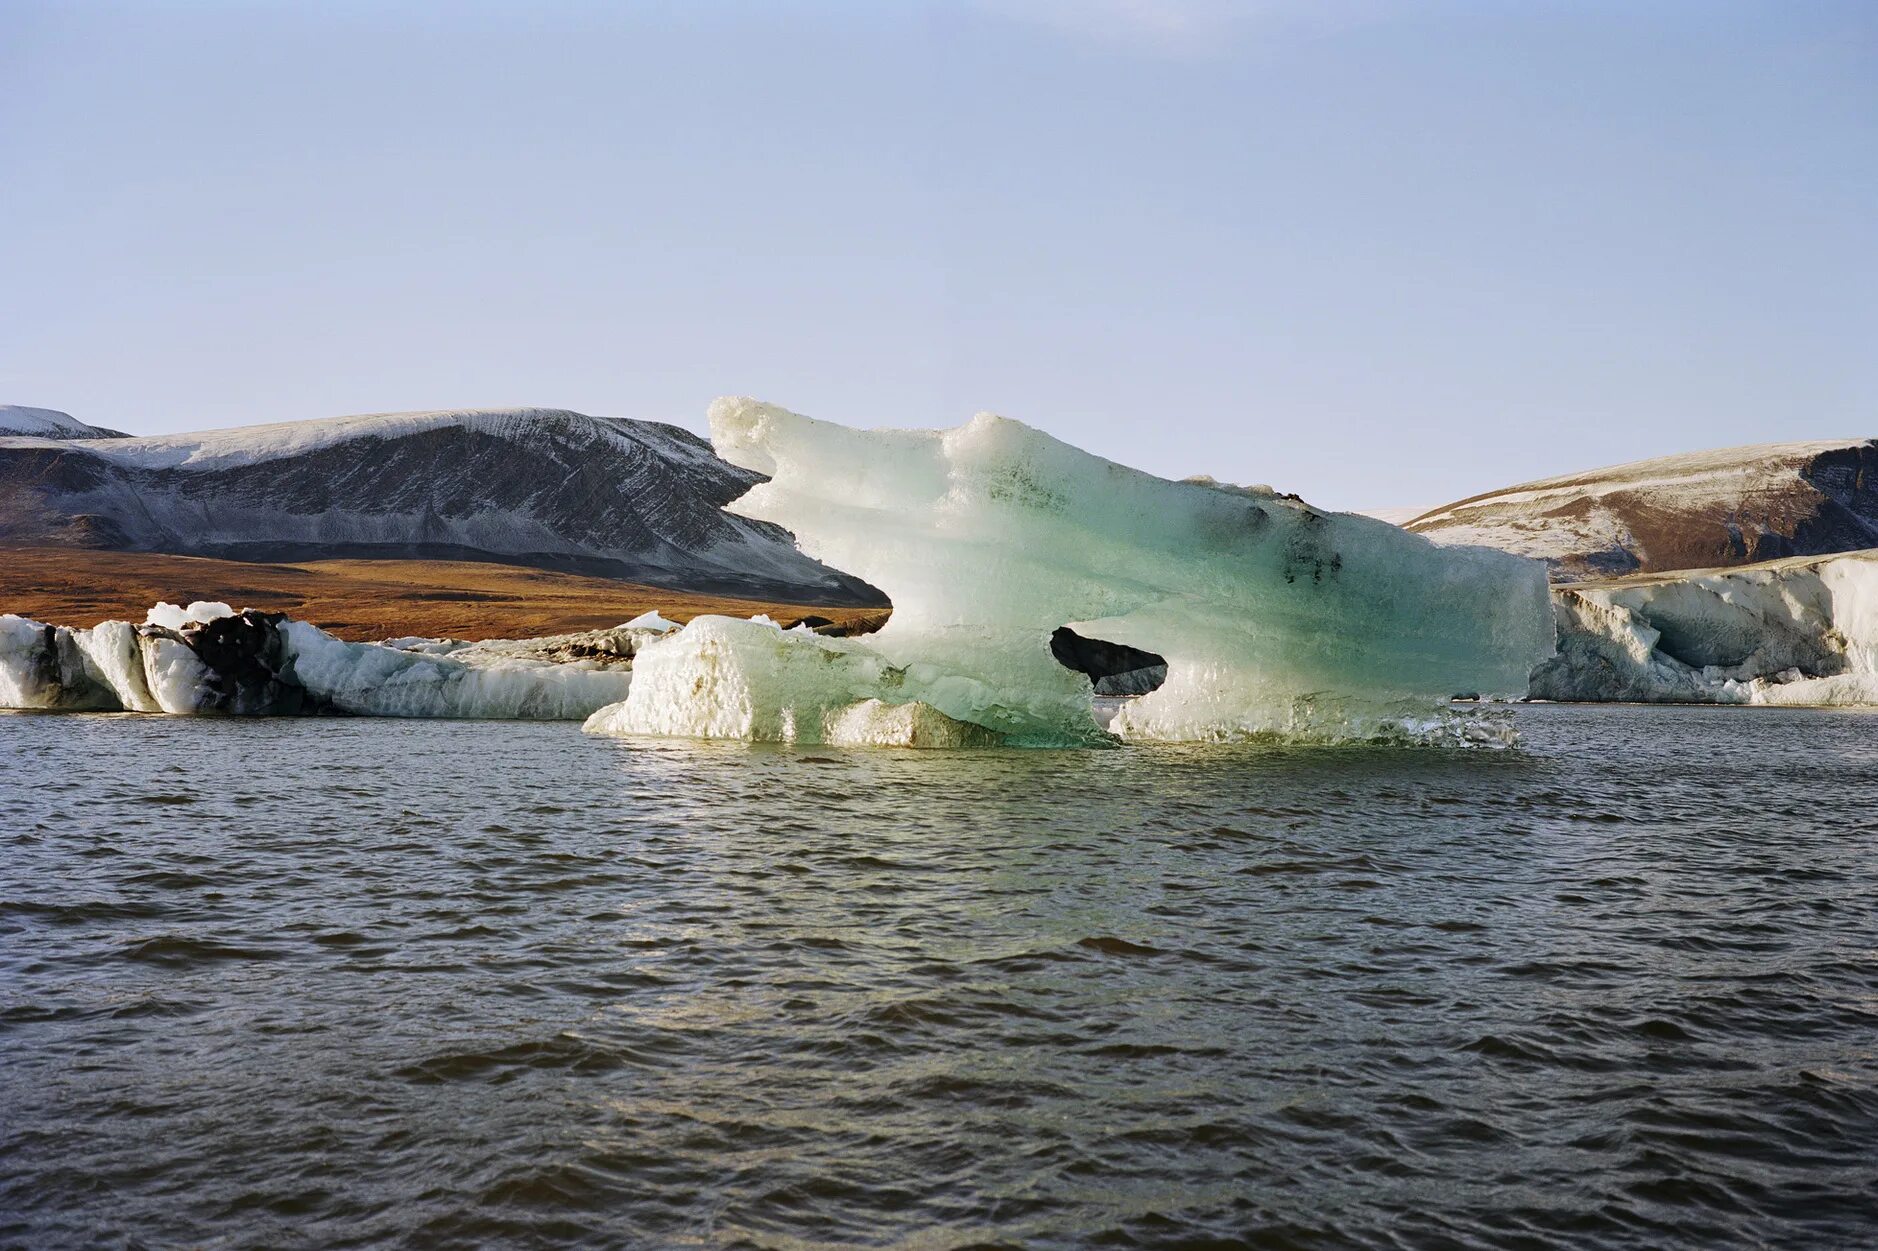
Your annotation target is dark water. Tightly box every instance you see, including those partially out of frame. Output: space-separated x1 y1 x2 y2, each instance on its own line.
2 706 1876 1250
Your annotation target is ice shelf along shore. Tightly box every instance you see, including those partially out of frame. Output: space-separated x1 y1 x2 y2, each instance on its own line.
1533 550 1878 704
0 602 659 719
583 398 1556 747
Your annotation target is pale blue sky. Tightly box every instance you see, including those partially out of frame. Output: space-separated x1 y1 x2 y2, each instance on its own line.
3 1 1872 509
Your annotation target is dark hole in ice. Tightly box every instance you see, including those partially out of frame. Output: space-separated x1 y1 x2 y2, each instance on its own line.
1642 611 1755 670
1050 627 1167 696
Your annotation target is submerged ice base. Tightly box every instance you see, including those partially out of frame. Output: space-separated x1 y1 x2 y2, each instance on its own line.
582 615 1009 746
584 399 1554 747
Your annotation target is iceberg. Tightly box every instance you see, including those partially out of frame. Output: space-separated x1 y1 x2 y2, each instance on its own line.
0 606 660 719
1532 550 1878 704
583 399 1554 746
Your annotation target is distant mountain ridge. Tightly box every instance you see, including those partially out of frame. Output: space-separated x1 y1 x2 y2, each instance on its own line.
1406 438 1878 580
0 405 128 439
0 406 882 603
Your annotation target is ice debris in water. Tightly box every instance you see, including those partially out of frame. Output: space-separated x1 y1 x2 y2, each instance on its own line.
0 608 663 719
582 398 1554 747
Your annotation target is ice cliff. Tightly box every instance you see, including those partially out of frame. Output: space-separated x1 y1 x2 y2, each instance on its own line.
0 603 660 719
1532 550 1878 704
582 399 1555 746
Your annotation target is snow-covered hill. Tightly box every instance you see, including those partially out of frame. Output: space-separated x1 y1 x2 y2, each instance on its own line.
1353 505 1432 526
1407 438 1878 580
0 405 127 439
0 407 881 603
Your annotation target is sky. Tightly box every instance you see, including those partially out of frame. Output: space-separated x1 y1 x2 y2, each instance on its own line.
2 0 1872 510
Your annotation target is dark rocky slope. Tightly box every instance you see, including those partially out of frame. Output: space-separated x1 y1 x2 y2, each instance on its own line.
1407 438 1878 580
0 407 881 603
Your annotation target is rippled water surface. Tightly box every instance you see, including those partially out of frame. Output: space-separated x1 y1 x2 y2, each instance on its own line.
3 706 1876 1249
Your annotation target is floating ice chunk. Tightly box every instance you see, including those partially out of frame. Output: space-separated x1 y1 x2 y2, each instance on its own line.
145 601 236 630
140 633 220 713
277 622 632 718
621 610 680 632
381 636 466 654
0 614 163 711
582 616 1005 746
0 608 640 719
438 626 654 669
584 615 892 741
594 398 1553 746
0 615 80 709
585 609 1103 746
72 620 163 712
1533 550 1878 705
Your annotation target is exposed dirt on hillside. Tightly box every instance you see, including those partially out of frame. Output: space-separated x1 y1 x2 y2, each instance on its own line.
1406 438 1878 580
0 547 889 641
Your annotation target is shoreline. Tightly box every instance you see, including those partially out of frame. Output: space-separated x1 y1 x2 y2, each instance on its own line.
0 546 887 642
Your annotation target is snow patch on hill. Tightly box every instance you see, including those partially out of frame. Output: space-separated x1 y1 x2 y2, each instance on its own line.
1354 505 1433 527
0 406 127 439
25 407 706 472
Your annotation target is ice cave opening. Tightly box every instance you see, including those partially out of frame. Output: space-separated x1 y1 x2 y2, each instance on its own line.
1049 626 1168 697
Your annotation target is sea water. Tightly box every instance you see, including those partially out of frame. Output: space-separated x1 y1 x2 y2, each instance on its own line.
2 705 1875 1248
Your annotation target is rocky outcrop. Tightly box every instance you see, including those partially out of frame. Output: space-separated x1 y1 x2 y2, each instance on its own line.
1408 439 1878 581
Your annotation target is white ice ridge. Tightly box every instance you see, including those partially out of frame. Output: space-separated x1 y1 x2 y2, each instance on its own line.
1532 550 1878 705
145 601 235 631
0 607 660 719
583 399 1555 746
